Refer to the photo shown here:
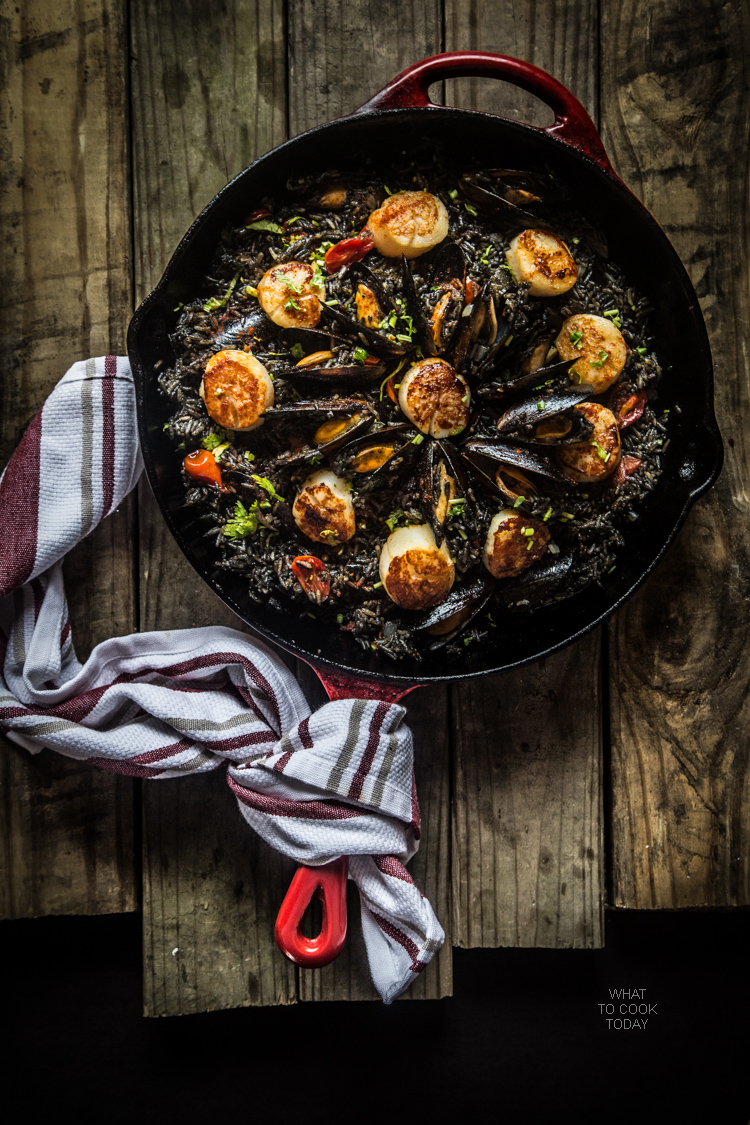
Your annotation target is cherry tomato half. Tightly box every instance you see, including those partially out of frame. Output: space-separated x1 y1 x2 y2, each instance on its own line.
324 232 374 273
183 450 223 488
291 556 331 603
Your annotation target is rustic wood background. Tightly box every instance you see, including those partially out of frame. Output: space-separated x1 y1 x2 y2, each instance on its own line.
1 0 747 1015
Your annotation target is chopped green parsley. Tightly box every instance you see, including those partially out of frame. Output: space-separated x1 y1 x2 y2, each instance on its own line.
251 474 286 502
224 500 259 540
203 272 240 312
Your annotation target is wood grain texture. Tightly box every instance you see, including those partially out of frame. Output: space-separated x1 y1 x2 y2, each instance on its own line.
602 0 750 908
131 0 296 1013
452 648 603 948
445 0 604 949
288 0 452 1002
0 0 137 918
287 0 443 130
296 678 452 1001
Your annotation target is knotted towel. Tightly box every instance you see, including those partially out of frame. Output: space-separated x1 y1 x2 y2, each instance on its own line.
0 356 444 1003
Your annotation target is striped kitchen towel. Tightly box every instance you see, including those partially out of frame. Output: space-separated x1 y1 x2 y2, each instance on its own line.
0 356 444 1003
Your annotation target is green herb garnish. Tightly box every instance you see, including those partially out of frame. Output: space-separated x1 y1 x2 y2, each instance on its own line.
203 272 240 312
246 219 283 234
513 496 525 508
284 298 300 312
353 347 368 364
291 343 305 360
464 201 478 217
251 474 286 502
385 509 405 531
569 329 584 347
224 500 259 540
636 346 648 356
202 428 235 451
411 434 424 445
603 308 622 328
590 349 610 369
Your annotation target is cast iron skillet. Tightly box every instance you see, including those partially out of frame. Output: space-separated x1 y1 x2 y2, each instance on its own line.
128 53 723 966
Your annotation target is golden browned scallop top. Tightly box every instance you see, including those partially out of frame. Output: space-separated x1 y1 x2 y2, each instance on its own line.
292 470 356 544
256 261 325 329
483 511 551 580
398 358 470 438
367 191 449 259
506 229 578 297
201 349 273 431
379 524 455 611
384 549 454 611
555 313 628 393
556 402 621 482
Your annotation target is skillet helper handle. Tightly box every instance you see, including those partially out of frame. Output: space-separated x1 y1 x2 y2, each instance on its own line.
275 857 349 968
354 50 616 177
274 668 421 969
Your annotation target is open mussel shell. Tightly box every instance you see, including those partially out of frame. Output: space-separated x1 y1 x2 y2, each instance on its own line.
320 304 406 357
274 363 386 387
348 261 398 315
462 439 569 493
494 550 574 609
269 412 374 468
400 255 438 357
416 441 467 546
496 386 595 435
449 281 491 370
412 576 495 649
522 409 595 446
471 294 512 376
265 397 374 418
477 358 576 403
418 240 467 289
213 307 280 349
277 326 349 352
332 423 421 489
459 169 548 227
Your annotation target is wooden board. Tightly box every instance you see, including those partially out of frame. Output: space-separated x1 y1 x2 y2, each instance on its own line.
0 0 137 919
131 0 298 1016
602 0 750 909
288 0 452 1002
445 0 604 949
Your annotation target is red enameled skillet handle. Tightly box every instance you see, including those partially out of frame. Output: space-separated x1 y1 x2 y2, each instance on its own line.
354 51 616 177
274 666 422 968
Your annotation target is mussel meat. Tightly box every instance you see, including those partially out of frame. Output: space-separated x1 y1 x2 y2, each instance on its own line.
459 169 548 227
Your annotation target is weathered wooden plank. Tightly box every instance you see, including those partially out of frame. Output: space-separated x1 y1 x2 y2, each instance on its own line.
445 0 605 949
130 0 297 1014
287 0 452 1002
0 0 137 918
452 648 603 948
602 0 750 908
297 677 452 1001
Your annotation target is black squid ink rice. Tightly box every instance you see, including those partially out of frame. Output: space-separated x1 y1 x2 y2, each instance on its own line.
159 148 665 662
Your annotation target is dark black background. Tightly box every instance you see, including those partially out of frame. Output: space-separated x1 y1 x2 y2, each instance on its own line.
3 908 748 1124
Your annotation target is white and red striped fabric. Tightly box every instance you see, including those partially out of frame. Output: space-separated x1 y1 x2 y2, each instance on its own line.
0 357 444 1003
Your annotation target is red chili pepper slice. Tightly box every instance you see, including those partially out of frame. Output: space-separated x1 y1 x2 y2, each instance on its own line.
612 453 642 486
291 556 331 603
245 207 273 223
609 382 648 429
183 450 224 489
324 232 374 273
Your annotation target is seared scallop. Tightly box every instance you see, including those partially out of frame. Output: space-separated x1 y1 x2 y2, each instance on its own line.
483 510 551 579
292 470 356 545
398 358 470 438
200 349 274 431
557 403 621 482
257 261 325 329
555 313 628 393
379 524 455 611
367 191 449 259
506 229 578 297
